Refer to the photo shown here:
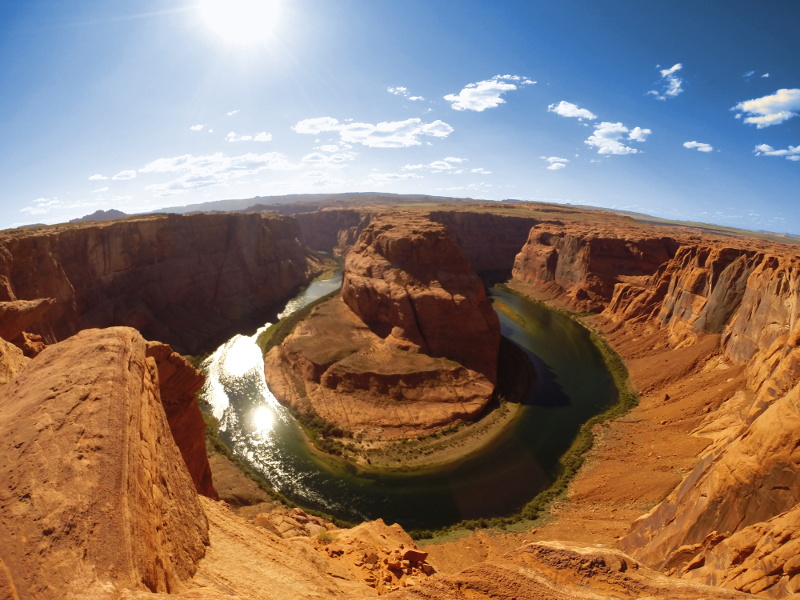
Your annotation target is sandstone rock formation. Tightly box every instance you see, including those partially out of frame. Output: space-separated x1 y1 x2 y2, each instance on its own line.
0 327 209 598
427 209 542 273
341 215 500 383
265 296 494 439
265 214 501 440
146 341 218 499
294 207 372 255
0 212 322 354
511 218 800 597
384 541 751 600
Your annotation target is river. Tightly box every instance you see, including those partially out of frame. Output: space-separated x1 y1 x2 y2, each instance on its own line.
200 272 617 531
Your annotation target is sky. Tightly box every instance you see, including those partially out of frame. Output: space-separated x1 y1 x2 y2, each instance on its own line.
1 0 798 233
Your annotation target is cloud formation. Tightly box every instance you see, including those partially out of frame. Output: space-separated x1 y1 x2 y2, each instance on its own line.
387 86 425 101
88 174 107 180
292 117 453 148
754 144 800 161
541 156 570 170
547 101 597 120
585 122 651 154
648 63 684 100
444 74 535 112
140 152 295 196
226 131 272 142
301 150 356 168
684 141 714 152
190 124 206 131
368 172 422 184
112 170 137 180
733 89 800 128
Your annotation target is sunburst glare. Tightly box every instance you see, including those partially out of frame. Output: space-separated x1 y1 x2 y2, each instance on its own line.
198 0 282 44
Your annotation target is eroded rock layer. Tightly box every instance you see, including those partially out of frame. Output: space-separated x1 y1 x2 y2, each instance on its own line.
0 212 321 354
341 215 500 383
265 296 494 439
512 219 800 597
0 327 209 598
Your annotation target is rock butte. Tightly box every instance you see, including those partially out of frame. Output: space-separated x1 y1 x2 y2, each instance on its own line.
265 215 501 440
0 197 799 598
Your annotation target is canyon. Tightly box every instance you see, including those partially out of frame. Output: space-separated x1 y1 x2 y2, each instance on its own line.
1 197 799 599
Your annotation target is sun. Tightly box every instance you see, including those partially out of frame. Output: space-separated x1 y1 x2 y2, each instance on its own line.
199 0 282 44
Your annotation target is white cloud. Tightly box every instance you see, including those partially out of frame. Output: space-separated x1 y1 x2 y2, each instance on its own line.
92 186 110 193
628 127 651 142
470 167 492 175
444 74 535 112
762 73 770 78
88 173 107 180
140 152 296 197
112 169 137 180
227 109 240 116
585 122 651 155
20 197 109 217
368 172 423 184
733 89 800 128
648 63 684 100
683 141 714 152
318 144 340 153
401 157 481 175
547 101 597 120
388 86 425 101
754 143 800 161
292 116 453 148
301 151 356 168
21 197 60 215
190 124 206 131
226 131 272 142
293 117 340 135
744 71 756 78
541 156 570 170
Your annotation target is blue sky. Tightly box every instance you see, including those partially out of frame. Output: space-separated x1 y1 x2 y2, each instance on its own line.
1 0 798 232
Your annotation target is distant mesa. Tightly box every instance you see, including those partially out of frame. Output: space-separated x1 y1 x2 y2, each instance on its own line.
69 208 128 223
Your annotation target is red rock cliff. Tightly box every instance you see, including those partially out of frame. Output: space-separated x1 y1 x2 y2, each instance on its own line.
512 220 800 596
0 327 209 598
341 214 500 383
0 212 321 354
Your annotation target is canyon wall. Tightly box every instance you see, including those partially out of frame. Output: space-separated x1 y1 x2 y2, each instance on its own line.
0 327 210 598
427 209 542 273
0 212 321 355
341 215 500 383
294 208 371 255
294 206 543 275
512 221 800 597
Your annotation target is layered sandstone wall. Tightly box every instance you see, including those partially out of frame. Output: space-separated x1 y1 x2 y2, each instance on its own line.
294 208 372 255
0 327 209 598
511 221 800 597
0 212 321 354
341 215 500 383
427 210 542 273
